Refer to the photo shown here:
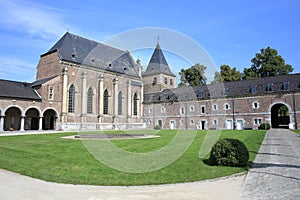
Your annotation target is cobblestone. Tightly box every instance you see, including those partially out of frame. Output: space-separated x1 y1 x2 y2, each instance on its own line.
241 129 300 200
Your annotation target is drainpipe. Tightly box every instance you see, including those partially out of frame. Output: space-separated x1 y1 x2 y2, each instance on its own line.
185 102 188 130
293 93 298 130
232 99 236 130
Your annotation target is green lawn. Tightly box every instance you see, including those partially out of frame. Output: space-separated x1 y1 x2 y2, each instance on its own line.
0 130 265 186
294 130 300 134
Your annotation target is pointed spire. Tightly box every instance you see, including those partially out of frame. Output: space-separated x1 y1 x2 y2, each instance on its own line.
143 41 176 77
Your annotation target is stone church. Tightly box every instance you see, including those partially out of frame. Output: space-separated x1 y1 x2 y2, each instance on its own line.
0 32 299 132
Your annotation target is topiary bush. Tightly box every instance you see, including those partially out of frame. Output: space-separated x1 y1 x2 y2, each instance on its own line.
209 138 249 167
258 123 271 130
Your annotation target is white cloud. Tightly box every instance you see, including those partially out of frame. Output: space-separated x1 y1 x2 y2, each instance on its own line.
0 0 68 39
0 56 36 82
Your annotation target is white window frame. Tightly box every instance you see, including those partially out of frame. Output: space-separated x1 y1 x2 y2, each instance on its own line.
252 101 259 109
190 119 194 125
201 105 206 114
223 103 230 110
212 104 218 111
253 118 262 125
48 86 54 100
189 105 195 112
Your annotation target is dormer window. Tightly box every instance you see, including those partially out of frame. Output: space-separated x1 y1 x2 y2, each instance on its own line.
197 91 203 98
251 85 257 94
223 88 229 95
267 83 273 92
283 82 289 91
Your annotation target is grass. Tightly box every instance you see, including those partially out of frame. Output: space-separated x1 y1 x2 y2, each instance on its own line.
293 130 300 134
0 130 265 186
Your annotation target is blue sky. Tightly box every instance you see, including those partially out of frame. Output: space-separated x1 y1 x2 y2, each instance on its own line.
0 0 299 82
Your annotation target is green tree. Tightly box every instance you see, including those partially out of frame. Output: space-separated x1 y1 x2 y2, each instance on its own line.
179 63 207 87
243 47 293 79
212 65 242 83
211 71 223 83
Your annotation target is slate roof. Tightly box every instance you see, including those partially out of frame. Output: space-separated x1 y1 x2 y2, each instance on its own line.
0 76 58 100
143 73 300 104
143 42 176 77
45 32 140 77
0 79 41 100
31 75 58 87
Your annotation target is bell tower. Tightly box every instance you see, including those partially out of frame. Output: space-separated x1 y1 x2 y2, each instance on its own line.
142 41 176 93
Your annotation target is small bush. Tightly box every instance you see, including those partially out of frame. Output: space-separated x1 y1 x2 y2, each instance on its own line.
154 125 161 130
209 138 249 167
258 123 271 130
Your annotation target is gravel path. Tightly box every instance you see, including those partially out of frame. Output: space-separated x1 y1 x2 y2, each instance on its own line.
241 129 300 199
0 170 245 200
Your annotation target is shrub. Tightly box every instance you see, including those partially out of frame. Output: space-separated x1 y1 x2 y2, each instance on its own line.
154 125 161 130
258 123 271 130
209 138 249 167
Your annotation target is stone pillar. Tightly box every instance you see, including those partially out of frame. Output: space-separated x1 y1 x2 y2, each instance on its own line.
20 116 25 131
61 67 68 123
127 80 132 118
113 77 119 117
81 71 87 124
140 85 143 121
0 116 4 132
38 116 43 131
98 74 104 123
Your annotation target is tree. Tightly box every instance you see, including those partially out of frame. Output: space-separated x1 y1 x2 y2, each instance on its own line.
243 47 293 79
179 64 207 87
211 71 222 83
212 65 242 83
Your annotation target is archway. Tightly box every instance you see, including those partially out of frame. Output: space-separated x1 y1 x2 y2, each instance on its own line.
4 107 22 131
25 108 40 130
43 109 57 130
271 103 290 129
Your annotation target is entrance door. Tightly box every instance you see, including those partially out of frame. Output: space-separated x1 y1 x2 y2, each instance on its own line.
170 120 176 129
201 121 205 130
236 120 243 130
226 120 233 129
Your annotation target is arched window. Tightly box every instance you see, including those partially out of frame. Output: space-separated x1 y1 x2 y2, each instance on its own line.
118 91 122 115
87 88 93 114
103 89 109 115
68 85 75 113
133 93 138 116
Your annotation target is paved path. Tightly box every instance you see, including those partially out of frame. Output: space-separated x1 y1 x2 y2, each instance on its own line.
0 170 245 200
241 129 300 199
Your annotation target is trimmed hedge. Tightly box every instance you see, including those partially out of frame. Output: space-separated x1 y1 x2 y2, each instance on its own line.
258 123 271 130
154 125 161 130
209 138 249 167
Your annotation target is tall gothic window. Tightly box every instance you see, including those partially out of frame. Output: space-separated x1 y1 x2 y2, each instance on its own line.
133 93 138 116
118 91 122 115
103 89 109 115
87 87 93 114
68 85 75 113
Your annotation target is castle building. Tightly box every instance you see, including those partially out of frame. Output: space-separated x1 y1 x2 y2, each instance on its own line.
0 32 299 132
